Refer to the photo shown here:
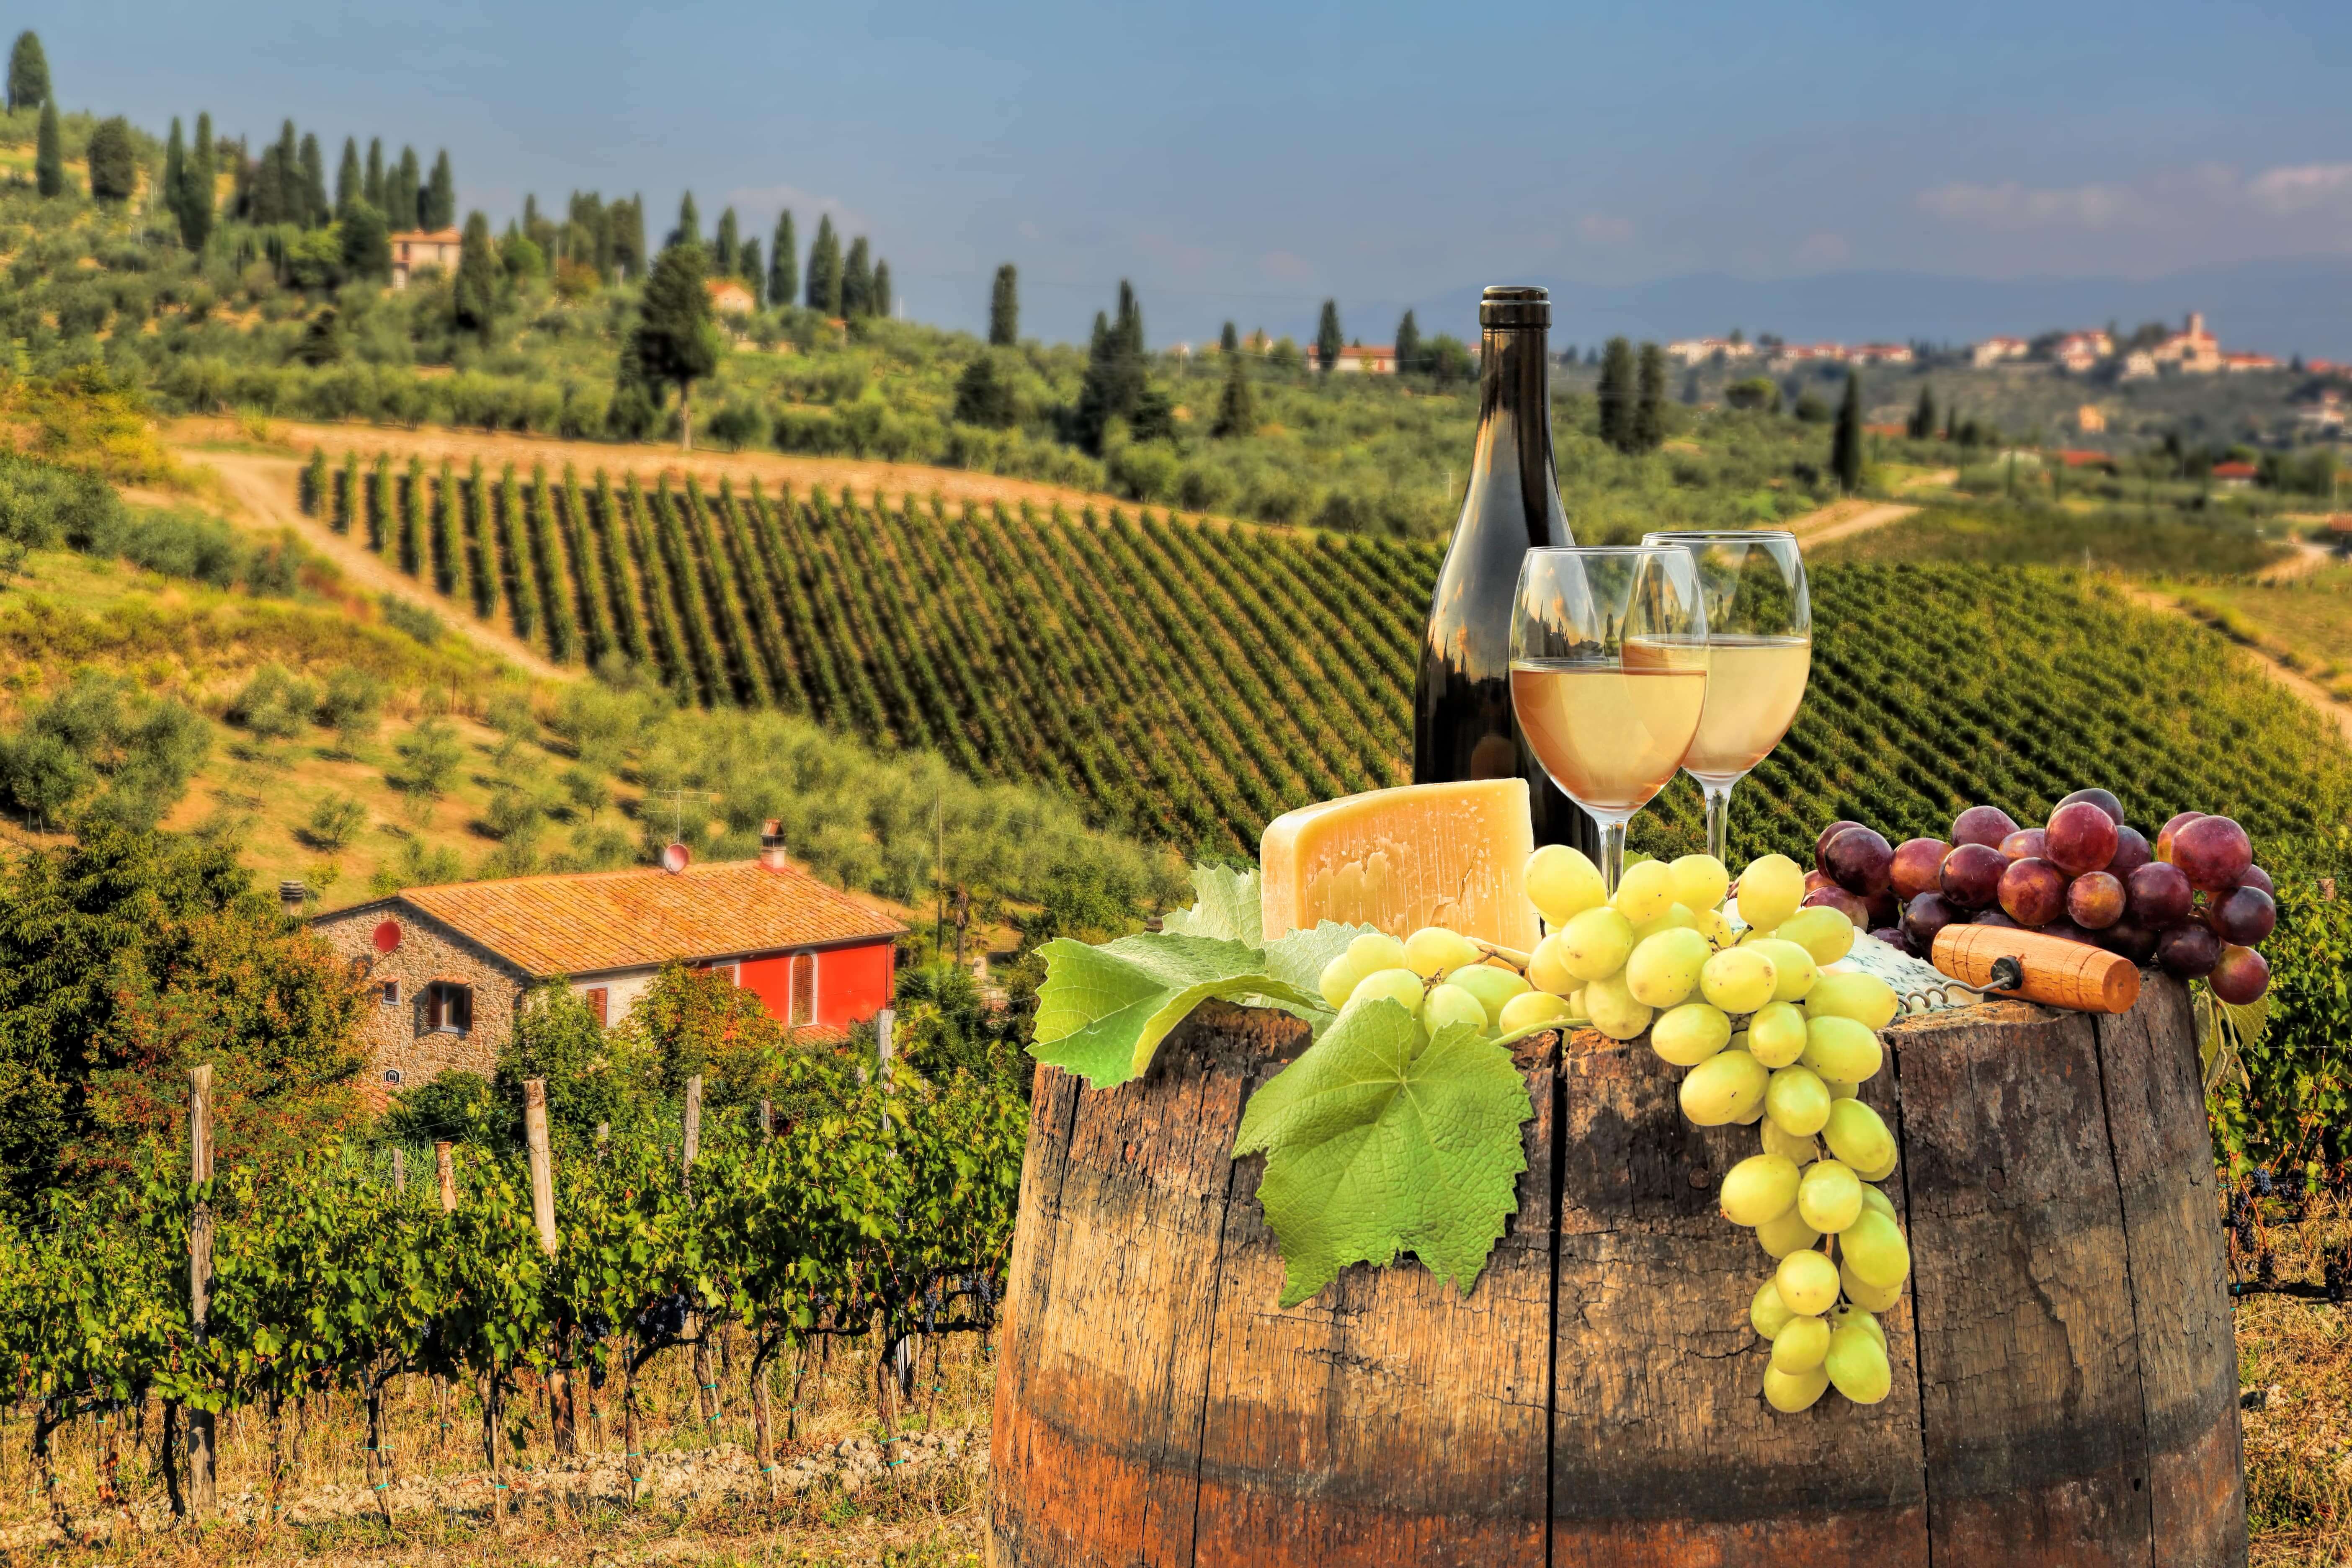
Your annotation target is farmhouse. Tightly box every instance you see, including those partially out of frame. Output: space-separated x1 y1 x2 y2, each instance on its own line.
1311 343 1397 374
706 278 757 316
2151 312 2223 374
1971 335 2029 367
2210 459 2259 487
308 830 905 1089
389 227 464 289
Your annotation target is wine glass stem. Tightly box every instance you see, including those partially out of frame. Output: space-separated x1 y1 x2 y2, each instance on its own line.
1596 815 1629 895
1704 779 1738 864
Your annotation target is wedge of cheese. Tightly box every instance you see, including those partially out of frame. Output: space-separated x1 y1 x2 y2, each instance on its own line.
1260 779 1539 951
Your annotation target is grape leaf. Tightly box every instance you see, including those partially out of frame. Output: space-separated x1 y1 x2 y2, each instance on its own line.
1031 934 1323 1089
1159 865 1262 947
1233 999 1534 1308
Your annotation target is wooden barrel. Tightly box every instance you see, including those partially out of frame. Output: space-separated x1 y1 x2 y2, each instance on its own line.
989 977 2245 1567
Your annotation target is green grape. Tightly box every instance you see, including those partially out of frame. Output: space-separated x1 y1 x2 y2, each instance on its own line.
1774 1248 1840 1316
1719 1153 1802 1227
1404 926 1483 980
1854 1147 1898 1182
1776 906 1858 966
1749 939 1820 1002
1840 1260 1904 1313
1842 1210 1911 1290
1764 1363 1830 1413
1347 931 1409 976
1831 1303 1886 1349
1858 1184 1897 1223
1733 854 1806 932
1755 1206 1821 1259
1450 963 1532 1019
1700 946 1778 1014
1651 1001 1732 1066
1805 972 1901 1032
1318 952 1365 1010
1582 972 1653 1042
1421 982 1488 1036
1796 1159 1863 1233
1826 1078 1861 1102
1350 967 1425 1016
1558 907 1637 982
1679 1049 1768 1126
1769 1313 1831 1375
1626 927 1711 1008
1764 1065 1831 1138
1746 1001 1809 1068
1669 853 1730 915
1826 1325 1893 1404
1759 1118 1817 1166
1613 857 1679 927
1733 1100 1767 1127
1526 932 1579 996
1525 844 1608 926
1628 903 1700 947
1695 906 1735 950
1496 990 1574 1034
1751 1278 1796 1340
1800 1016 1884 1083
1823 1099 1896 1172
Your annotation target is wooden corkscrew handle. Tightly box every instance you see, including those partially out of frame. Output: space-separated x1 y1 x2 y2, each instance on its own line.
1931 923 2142 1014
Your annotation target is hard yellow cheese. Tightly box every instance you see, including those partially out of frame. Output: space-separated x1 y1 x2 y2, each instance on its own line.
1260 779 1539 951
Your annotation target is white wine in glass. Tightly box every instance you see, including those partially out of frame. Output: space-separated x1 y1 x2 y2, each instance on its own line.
1641 530 1812 861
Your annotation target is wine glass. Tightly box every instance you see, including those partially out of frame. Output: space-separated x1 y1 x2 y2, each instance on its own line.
1510 546 1710 892
1640 530 1812 863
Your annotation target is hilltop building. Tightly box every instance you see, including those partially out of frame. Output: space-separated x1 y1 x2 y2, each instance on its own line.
389 227 464 290
307 832 905 1090
1666 337 1757 366
1848 343 1915 365
2151 312 2222 374
1310 343 1397 374
2221 351 2281 373
2052 331 2114 372
706 278 757 316
1971 336 2030 367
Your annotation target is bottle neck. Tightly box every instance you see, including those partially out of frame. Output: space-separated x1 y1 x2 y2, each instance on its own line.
1465 325 1560 546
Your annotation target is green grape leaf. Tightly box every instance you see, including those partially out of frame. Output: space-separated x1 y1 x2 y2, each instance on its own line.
1233 999 1534 1308
1159 864 1263 947
1032 934 1323 1089
1257 919 1374 1008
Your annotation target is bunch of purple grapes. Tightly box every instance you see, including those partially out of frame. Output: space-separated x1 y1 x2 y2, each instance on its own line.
1806 790 2274 1005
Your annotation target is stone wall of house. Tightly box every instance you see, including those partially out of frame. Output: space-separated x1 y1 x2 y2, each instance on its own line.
311 902 533 1090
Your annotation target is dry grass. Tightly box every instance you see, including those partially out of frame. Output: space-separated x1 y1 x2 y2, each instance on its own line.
2241 1191 2352 1566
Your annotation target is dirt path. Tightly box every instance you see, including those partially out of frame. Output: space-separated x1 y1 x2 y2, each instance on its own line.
191 447 572 683
2121 584 2352 745
1786 472 1951 550
168 415 1175 521
2257 540 2336 583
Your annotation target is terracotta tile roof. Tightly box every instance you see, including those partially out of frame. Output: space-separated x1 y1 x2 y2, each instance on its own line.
397 860 905 978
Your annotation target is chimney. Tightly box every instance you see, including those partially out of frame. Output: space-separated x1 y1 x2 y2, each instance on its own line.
760 818 789 872
279 879 307 918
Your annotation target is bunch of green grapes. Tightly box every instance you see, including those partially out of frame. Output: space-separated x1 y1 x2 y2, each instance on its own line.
1516 844 1911 1415
1315 927 1577 1042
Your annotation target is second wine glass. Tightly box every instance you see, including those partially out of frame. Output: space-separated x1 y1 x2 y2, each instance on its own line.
1641 529 1812 863
1509 546 1710 892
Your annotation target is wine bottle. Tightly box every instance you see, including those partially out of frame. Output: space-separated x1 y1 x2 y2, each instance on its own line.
1411 284 1596 855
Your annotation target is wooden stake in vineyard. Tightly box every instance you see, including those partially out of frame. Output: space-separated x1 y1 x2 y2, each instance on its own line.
683 1076 720 1433
187 1065 216 1527
524 1078 577 1457
434 1141 454 1457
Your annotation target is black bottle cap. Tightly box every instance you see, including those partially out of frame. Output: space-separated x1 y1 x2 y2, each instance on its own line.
1480 285 1549 329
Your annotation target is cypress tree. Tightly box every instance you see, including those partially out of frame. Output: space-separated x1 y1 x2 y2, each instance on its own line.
364 137 384 210
182 113 214 249
1908 384 1937 441
805 215 842 315
1596 337 1636 452
6 31 46 112
672 191 700 250
340 200 390 280
610 196 646 280
1211 350 1256 438
299 132 329 225
164 119 186 235
737 237 762 300
842 237 872 317
1316 300 1343 373
1632 341 1667 451
768 211 797 307
392 146 420 229
1219 320 1238 354
1832 371 1865 493
1074 281 1151 452
425 150 455 230
988 263 1019 345
335 137 361 216
86 118 137 204
713 206 738 274
33 97 62 198
632 242 720 451
873 260 892 319
453 212 498 343
1394 309 1421 375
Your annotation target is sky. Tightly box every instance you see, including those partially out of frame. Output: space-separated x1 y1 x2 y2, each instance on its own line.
37 0 2352 348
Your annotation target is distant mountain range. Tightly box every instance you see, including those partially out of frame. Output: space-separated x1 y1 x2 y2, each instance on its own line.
1374 255 2352 364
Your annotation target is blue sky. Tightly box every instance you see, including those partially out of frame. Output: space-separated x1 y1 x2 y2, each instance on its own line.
39 0 2352 346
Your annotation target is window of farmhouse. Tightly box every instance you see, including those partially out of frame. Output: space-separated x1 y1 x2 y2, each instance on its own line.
789 952 815 1027
425 982 473 1034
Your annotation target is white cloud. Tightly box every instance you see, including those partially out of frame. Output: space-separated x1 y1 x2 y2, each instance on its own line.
1916 180 2147 230
1795 231 1850 266
2247 162 2352 214
1578 212 1634 244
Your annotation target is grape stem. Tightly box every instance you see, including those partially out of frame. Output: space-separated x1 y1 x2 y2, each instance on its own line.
1467 938 1532 971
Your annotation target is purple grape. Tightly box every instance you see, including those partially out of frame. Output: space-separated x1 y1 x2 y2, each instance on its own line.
2055 787 2125 825
1891 838 1950 900
2040 918 2092 945
1903 892 1960 953
1815 820 1868 871
2211 886 2276 946
1939 843 2006 910
1973 908 2021 928
2126 862 2193 927
1823 827 1895 897
2045 801 2120 877
2173 816 2253 893
2239 864 2275 897
2155 811 2205 864
1864 888 1899 929
2107 826 2152 879
1953 805 2020 851
1802 885 1872 928
1999 828 2048 863
1869 926 1913 957
1997 857 2067 926
2157 921 2222 979
2098 921 2159 965
2066 871 2126 930
2211 945 2271 1005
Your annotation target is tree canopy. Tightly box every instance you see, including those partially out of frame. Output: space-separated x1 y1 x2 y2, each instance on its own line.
631 242 722 450
6 31 47 113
